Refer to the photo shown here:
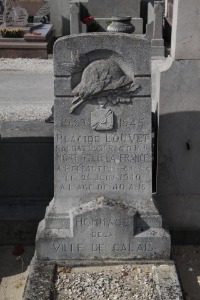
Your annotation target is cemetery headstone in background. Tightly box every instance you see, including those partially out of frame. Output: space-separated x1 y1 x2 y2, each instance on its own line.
0 0 53 58
88 0 140 18
18 0 44 16
36 33 170 261
3 0 28 26
70 0 143 34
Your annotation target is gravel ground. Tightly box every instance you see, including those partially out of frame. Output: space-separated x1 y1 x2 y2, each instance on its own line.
0 58 53 74
55 265 159 300
0 104 53 121
0 58 53 121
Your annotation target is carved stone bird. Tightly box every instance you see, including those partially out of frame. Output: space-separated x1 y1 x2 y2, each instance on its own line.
69 59 140 113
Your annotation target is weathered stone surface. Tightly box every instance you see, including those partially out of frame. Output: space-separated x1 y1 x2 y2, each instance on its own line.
171 0 200 59
36 33 170 261
69 0 143 34
88 0 140 18
49 0 70 36
70 2 80 35
155 58 200 229
37 198 170 260
23 259 183 300
3 0 28 27
145 1 164 58
54 34 151 77
153 2 163 40
151 1 164 57
95 17 143 34
54 77 151 97
23 256 56 300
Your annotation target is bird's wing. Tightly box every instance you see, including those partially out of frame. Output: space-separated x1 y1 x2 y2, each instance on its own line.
80 67 112 97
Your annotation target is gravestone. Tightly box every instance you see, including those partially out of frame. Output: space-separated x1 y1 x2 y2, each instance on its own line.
88 0 143 34
145 1 165 57
3 0 28 26
69 0 143 34
36 33 170 261
88 0 140 18
70 2 81 35
151 1 164 57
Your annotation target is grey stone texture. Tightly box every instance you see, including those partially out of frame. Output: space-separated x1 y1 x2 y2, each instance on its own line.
146 1 164 57
23 260 183 300
37 198 170 260
147 0 154 24
70 2 81 34
171 0 200 60
70 2 80 34
69 0 143 34
155 58 200 230
36 33 170 261
3 0 28 27
49 0 70 36
88 0 140 18
23 256 56 300
107 16 135 34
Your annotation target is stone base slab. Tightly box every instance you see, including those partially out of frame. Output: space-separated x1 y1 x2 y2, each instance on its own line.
0 24 54 58
23 257 183 300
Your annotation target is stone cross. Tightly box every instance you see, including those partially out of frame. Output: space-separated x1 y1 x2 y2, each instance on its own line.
70 2 80 34
153 1 163 39
151 1 165 57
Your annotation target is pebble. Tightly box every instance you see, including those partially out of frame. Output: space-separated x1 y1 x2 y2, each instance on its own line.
55 265 159 300
0 58 53 74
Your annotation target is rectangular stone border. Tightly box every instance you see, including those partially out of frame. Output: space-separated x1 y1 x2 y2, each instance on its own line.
23 256 183 300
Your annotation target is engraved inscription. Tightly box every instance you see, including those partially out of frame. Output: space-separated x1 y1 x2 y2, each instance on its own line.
75 217 131 227
56 118 150 194
53 243 83 253
92 244 104 252
53 242 154 253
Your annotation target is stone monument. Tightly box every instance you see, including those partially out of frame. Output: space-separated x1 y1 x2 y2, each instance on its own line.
145 1 165 58
69 0 143 34
36 33 170 261
3 0 28 27
0 0 54 58
155 0 200 231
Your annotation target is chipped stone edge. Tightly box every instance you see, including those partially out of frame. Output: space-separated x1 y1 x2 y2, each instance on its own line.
23 254 56 300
